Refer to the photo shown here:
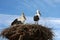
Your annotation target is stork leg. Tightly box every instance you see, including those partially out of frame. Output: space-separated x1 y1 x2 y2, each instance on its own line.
35 21 36 24
35 21 36 25
35 21 38 25
37 21 38 25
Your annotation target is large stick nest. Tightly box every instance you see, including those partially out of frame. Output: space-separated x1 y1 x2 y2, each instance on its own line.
1 24 53 40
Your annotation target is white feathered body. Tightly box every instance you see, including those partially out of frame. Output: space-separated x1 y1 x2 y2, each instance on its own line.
11 13 26 25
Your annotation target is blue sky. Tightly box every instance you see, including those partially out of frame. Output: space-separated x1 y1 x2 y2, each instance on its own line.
0 0 60 17
0 0 60 40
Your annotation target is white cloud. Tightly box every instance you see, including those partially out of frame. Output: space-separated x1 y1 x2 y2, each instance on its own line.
0 14 19 29
53 30 60 40
0 14 18 24
48 20 60 24
0 14 60 28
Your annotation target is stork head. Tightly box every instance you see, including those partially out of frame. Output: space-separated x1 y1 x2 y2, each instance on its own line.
18 12 26 23
35 10 41 17
21 12 24 16
22 12 26 20
37 10 39 13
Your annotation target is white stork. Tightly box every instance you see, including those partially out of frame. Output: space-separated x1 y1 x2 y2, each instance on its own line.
11 13 26 25
34 10 41 24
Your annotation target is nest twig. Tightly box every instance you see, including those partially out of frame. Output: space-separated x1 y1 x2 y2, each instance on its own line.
1 24 53 40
